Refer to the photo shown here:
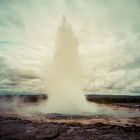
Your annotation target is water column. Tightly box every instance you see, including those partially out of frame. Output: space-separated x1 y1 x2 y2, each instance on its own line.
46 17 95 114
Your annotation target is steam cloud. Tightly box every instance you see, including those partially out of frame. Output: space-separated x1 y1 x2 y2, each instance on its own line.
40 16 97 114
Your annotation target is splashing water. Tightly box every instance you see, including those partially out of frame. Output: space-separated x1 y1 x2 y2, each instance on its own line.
42 16 97 114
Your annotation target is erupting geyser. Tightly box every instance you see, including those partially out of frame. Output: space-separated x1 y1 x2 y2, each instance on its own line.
44 16 96 114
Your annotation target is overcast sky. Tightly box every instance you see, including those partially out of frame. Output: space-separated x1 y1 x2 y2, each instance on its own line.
0 0 140 94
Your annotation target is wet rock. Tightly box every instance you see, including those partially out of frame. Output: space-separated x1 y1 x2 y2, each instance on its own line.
0 115 140 140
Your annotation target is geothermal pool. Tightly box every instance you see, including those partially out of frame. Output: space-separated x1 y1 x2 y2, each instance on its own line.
0 93 139 118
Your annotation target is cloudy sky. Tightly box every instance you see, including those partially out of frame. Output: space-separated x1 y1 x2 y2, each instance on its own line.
0 0 140 94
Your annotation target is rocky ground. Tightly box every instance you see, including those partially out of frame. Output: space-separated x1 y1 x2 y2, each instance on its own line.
0 99 139 140
0 113 140 140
